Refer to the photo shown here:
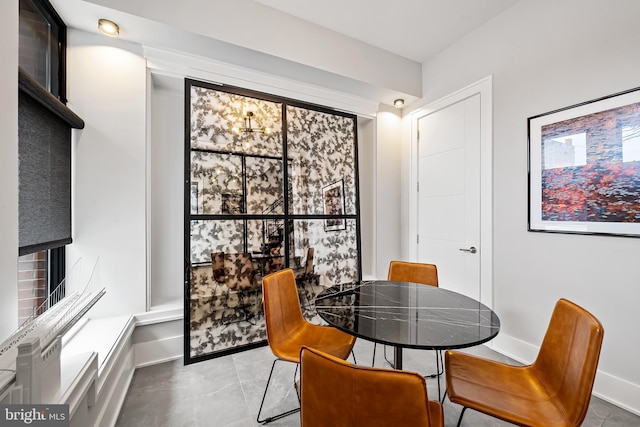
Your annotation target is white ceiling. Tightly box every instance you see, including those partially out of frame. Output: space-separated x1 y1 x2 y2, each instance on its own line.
251 0 517 62
50 0 518 110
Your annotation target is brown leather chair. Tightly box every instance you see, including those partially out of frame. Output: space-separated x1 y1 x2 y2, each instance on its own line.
264 250 285 275
378 261 442 381
223 252 258 291
299 247 315 277
257 268 356 424
300 346 444 427
388 260 438 287
222 252 260 322
445 298 604 427
210 251 225 282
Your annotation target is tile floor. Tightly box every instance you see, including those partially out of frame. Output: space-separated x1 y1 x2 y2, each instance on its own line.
116 339 640 427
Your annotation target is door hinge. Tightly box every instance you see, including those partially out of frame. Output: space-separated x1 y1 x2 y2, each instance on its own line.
417 234 419 244
417 182 419 192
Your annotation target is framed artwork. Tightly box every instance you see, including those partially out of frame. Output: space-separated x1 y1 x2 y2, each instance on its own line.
221 193 244 214
323 179 346 231
528 87 640 237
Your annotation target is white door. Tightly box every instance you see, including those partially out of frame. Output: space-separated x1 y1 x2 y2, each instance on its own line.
417 94 481 300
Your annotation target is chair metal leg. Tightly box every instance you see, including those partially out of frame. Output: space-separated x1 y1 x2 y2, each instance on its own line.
382 344 394 367
242 291 258 325
371 342 377 366
256 359 301 424
382 346 443 378
293 363 300 402
456 407 468 427
425 350 444 378
417 348 444 389
435 350 443 401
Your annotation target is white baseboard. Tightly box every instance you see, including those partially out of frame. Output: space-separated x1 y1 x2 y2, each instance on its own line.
490 331 539 364
61 316 136 427
94 345 135 427
134 335 183 368
61 308 183 427
492 333 640 416
593 369 640 416
134 306 183 326
132 308 183 368
90 309 184 426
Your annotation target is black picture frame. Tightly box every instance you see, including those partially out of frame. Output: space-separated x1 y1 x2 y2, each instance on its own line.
323 179 346 231
528 87 640 237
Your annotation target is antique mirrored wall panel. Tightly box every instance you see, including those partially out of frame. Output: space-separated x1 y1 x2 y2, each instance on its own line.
287 105 360 302
291 219 359 315
287 105 358 216
186 80 360 363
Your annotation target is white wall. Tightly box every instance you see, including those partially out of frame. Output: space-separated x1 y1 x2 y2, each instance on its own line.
404 0 640 413
357 117 375 279
375 106 403 277
0 1 19 343
149 80 183 308
66 29 147 318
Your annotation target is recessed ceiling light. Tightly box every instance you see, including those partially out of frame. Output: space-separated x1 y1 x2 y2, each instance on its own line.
98 19 120 37
393 99 405 108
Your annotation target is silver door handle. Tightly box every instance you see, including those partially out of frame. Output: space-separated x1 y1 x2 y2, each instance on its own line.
459 246 477 254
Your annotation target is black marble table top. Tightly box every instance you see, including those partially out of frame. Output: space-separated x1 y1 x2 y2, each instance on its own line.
315 280 500 351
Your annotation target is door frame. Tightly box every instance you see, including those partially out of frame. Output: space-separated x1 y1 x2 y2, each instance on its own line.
409 76 493 309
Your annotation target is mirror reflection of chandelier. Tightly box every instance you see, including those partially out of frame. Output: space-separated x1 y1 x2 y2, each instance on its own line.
232 112 271 140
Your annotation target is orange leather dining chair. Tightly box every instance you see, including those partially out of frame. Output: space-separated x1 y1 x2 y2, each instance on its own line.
210 251 226 283
445 298 604 427
388 260 439 287
257 268 356 424
223 252 260 322
378 261 441 377
300 346 444 427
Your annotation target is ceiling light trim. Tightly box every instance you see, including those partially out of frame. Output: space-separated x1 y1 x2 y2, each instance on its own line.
98 18 119 37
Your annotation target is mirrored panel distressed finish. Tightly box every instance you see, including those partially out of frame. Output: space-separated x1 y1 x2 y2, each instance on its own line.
185 80 361 362
287 105 358 216
190 85 283 157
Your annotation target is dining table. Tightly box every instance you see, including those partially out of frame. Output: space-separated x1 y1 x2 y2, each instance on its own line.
314 280 501 390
